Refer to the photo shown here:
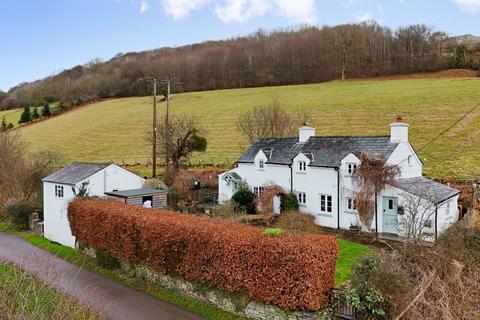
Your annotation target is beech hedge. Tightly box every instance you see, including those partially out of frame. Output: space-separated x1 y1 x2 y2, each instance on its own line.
68 199 339 310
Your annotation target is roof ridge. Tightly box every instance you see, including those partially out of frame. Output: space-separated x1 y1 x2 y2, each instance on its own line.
257 135 391 141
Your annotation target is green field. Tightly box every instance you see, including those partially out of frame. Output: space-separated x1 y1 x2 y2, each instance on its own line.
0 108 23 126
15 77 480 179
0 102 60 128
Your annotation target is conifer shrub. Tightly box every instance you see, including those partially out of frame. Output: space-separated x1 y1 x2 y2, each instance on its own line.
68 199 339 310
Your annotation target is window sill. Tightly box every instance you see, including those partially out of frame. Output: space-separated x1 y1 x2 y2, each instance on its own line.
257 169 265 171
344 210 358 215
317 213 333 217
299 204 307 208
296 172 307 175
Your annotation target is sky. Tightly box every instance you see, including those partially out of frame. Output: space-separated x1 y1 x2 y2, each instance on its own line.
0 0 479 91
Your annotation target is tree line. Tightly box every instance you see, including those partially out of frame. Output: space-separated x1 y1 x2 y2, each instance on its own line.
3 22 480 108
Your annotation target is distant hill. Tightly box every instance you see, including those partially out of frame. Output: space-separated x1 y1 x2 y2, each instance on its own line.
7 22 477 108
452 34 480 48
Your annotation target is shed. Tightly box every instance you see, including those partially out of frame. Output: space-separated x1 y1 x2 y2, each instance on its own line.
105 188 168 208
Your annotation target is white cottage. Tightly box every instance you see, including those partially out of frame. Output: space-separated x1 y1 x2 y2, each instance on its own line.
219 120 460 240
42 162 144 247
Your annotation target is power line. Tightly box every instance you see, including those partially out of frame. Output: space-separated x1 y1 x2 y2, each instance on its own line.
417 101 480 154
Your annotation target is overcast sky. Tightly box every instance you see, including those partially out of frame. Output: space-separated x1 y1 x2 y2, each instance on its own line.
1 0 479 91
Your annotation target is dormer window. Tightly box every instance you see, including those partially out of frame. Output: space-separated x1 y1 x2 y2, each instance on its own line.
259 160 264 169
299 161 307 171
347 163 357 175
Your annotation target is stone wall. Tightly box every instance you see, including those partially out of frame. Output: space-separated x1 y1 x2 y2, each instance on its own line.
81 247 332 320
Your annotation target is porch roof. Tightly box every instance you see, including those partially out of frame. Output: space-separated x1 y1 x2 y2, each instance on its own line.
393 177 460 204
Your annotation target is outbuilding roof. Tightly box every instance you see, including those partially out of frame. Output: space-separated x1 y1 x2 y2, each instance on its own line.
105 188 167 198
394 177 460 204
42 162 112 185
237 136 398 167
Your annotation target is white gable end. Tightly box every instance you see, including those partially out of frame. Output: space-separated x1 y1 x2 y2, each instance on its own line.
387 143 422 178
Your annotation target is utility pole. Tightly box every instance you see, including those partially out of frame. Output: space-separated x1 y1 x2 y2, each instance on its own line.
152 78 158 178
138 76 160 178
138 74 180 178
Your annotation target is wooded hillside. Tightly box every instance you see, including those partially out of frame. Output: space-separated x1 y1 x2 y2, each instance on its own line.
4 22 480 107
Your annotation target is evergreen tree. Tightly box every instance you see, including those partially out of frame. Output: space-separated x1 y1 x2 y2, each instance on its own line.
19 105 32 124
41 103 51 117
1 116 7 132
32 107 40 120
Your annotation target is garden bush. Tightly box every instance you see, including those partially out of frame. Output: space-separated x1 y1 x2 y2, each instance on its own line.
281 192 299 211
275 211 320 234
5 200 34 229
231 187 256 214
68 199 339 310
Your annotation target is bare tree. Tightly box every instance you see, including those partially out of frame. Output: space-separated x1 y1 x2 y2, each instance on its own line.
352 153 400 230
155 114 207 182
0 132 62 208
236 99 310 144
398 191 436 242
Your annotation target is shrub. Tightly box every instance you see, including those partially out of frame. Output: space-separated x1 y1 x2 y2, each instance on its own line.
275 211 319 233
232 187 256 214
281 192 299 212
346 254 387 319
68 199 339 310
5 200 34 229
262 228 284 237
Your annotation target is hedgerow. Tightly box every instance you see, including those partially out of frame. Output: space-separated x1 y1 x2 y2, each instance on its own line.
68 199 339 310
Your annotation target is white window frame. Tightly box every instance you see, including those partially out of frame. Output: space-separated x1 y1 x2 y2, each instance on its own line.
259 160 265 169
320 194 333 214
253 186 265 196
55 185 64 198
347 163 357 175
298 161 307 172
297 192 306 205
347 197 357 212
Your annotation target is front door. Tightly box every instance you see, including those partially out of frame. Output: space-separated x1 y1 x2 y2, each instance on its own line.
382 197 398 234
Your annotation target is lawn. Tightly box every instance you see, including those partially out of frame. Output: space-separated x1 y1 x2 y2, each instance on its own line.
0 263 100 320
15 77 480 180
336 239 373 286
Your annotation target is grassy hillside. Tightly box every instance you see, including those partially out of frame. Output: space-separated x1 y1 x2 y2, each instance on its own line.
0 108 22 126
16 77 480 180
0 102 60 128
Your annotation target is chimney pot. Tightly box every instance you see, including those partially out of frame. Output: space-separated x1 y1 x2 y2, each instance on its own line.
396 115 403 122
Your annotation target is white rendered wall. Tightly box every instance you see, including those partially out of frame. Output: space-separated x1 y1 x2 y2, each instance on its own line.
387 143 422 178
44 164 144 248
43 182 76 248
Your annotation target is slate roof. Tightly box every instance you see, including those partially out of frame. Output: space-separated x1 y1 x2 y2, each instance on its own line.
42 162 112 185
105 188 167 198
223 171 243 181
237 136 398 168
394 177 460 204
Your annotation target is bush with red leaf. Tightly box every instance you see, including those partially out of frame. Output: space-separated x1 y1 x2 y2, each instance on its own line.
68 199 339 310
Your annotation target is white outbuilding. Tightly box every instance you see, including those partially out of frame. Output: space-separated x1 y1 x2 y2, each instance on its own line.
42 162 145 248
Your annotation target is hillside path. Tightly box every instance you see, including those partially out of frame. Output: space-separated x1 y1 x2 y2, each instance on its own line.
0 232 203 320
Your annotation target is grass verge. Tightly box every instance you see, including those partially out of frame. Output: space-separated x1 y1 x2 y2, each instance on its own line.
0 263 100 320
0 220 244 320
